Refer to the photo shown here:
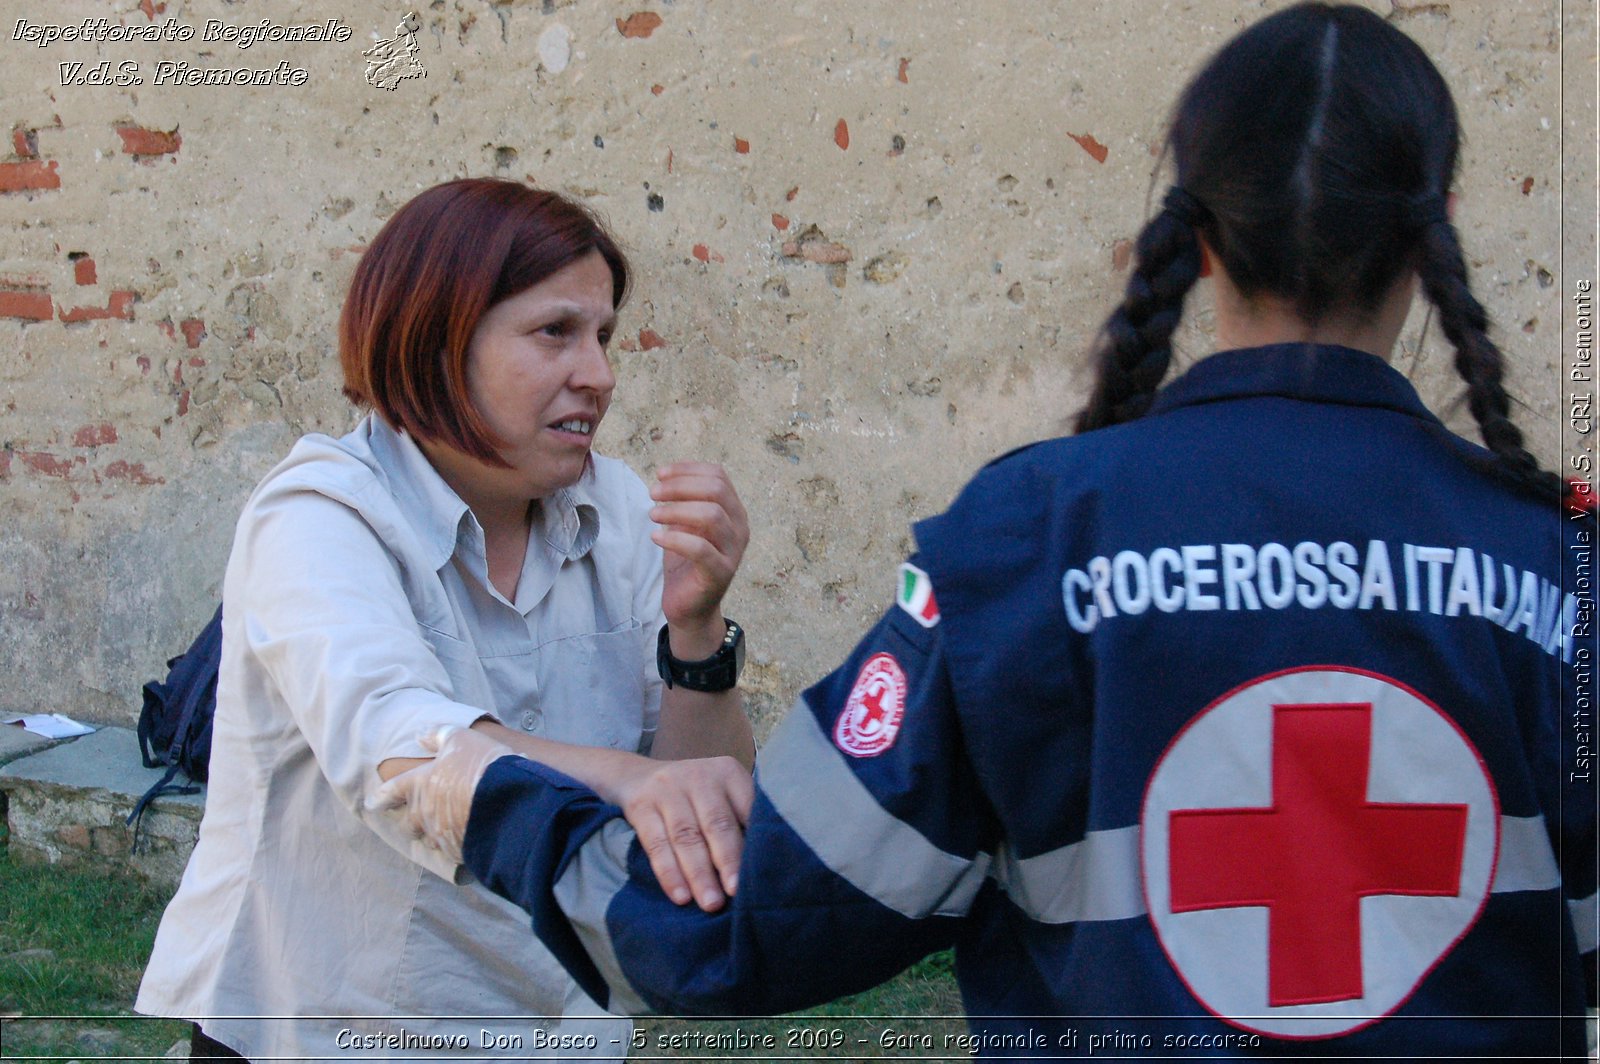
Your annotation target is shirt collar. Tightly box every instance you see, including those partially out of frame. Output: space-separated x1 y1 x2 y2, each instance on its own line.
539 479 601 562
1147 343 1442 427
365 414 601 570
365 414 470 571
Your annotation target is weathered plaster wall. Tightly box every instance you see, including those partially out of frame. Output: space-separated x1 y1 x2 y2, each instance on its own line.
0 1 1592 731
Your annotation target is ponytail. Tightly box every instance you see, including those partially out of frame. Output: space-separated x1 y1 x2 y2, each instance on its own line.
1074 191 1205 433
1413 207 1564 502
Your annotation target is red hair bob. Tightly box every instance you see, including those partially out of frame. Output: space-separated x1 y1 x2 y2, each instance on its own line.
339 178 629 465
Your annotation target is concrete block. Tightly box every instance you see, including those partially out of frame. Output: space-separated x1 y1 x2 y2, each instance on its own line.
0 724 55 766
0 726 204 886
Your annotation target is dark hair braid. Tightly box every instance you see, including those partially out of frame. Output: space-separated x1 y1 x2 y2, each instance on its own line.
1071 3 1563 506
1416 218 1564 501
1074 208 1203 433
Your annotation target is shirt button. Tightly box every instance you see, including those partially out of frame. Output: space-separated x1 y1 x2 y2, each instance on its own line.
520 710 540 731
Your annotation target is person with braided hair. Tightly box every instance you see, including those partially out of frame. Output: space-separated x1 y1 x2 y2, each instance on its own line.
377 4 1594 1057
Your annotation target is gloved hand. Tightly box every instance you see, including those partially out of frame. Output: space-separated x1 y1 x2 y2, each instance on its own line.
370 725 515 864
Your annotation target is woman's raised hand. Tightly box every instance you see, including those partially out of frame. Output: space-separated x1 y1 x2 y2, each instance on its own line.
650 463 749 647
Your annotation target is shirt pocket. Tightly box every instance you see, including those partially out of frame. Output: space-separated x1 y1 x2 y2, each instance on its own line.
416 623 497 712
524 620 651 751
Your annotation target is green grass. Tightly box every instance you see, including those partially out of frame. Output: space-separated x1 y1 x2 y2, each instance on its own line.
0 848 966 1061
0 850 190 1060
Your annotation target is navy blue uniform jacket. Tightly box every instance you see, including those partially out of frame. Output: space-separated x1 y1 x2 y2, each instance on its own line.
464 344 1597 1058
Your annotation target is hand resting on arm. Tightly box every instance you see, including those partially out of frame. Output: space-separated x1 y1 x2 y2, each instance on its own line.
374 726 756 912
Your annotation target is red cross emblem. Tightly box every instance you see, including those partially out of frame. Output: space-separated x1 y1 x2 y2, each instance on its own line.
834 653 907 757
858 687 891 728
1141 667 1499 1039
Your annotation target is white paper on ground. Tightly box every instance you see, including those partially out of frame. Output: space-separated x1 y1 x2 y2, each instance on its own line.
2 713 96 739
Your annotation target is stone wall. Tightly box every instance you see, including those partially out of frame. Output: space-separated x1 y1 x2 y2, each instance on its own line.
0 0 1592 734
1 728 205 885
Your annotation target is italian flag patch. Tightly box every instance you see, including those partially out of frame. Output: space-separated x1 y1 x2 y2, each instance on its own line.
897 562 941 627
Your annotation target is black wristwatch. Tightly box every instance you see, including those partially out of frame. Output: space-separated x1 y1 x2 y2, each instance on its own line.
657 619 745 692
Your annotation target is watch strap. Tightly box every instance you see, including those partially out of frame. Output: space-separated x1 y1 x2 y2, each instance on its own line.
656 619 744 692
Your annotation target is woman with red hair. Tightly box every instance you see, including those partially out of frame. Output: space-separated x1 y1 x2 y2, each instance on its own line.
137 178 754 1062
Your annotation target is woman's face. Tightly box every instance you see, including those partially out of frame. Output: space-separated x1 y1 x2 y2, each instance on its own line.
464 249 618 499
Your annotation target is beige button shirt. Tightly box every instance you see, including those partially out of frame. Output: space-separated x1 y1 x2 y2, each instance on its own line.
136 414 663 1061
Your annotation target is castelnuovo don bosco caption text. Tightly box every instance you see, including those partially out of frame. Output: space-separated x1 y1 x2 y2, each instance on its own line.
12 18 353 87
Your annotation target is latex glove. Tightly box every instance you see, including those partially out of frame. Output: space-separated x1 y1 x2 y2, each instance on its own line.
370 725 514 864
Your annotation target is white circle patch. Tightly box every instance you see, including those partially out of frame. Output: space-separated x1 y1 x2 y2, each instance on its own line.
833 652 907 757
1140 666 1499 1039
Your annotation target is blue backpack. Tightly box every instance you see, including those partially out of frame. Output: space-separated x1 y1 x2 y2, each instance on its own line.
127 604 223 839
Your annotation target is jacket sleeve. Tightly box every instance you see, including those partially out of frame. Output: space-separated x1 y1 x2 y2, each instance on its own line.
462 571 999 1016
230 482 492 882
